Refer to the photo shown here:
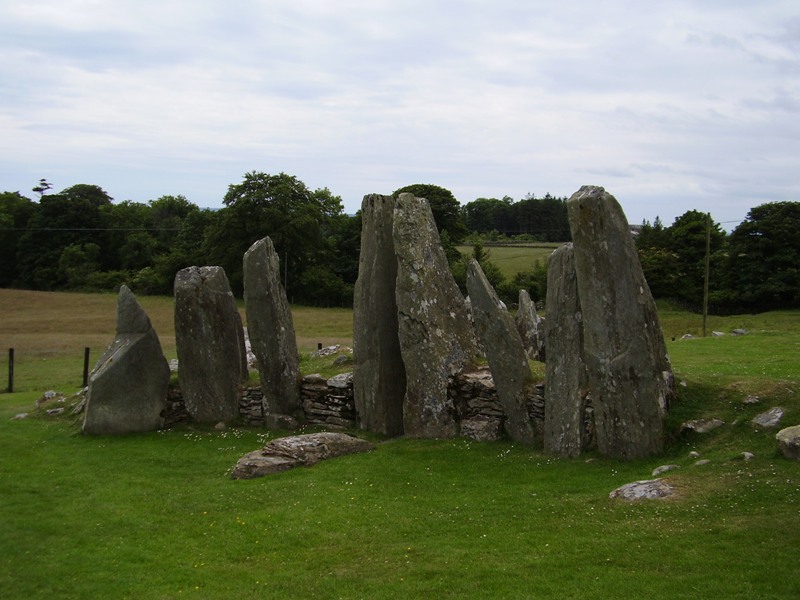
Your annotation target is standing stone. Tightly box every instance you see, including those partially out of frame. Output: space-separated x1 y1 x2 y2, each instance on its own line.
515 289 546 362
393 193 481 438
243 237 301 418
174 266 248 423
567 186 674 459
544 244 588 457
82 285 169 435
353 194 406 436
467 259 538 445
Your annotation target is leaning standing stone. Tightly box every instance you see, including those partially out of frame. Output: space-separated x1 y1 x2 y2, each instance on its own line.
174 266 248 423
515 289 545 362
243 237 301 419
467 259 538 445
353 194 406 436
567 186 674 459
83 285 169 434
544 243 588 457
393 193 481 438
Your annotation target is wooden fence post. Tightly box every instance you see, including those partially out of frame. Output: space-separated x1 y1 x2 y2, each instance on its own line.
7 348 13 393
83 347 90 388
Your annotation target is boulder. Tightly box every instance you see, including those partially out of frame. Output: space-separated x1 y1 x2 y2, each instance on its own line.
393 193 480 438
567 185 674 459
544 243 589 457
609 479 675 501
174 266 248 423
230 432 376 479
243 236 301 418
515 289 545 361
751 407 784 429
467 259 538 445
776 425 800 460
82 285 169 435
353 194 406 436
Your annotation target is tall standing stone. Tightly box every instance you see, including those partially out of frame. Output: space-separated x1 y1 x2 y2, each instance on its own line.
82 285 169 435
353 194 406 436
543 244 588 457
243 237 301 419
567 185 673 459
515 289 546 362
393 193 480 438
467 259 538 445
174 266 248 423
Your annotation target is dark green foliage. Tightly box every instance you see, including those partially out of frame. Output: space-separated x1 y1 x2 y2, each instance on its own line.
724 202 800 312
462 193 570 241
0 192 36 286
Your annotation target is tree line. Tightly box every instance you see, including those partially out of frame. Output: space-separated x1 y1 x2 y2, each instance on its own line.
1 172 798 313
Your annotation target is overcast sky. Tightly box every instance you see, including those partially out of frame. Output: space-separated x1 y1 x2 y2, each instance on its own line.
1 1 798 228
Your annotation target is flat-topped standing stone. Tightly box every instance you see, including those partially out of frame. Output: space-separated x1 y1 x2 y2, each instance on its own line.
393 193 481 438
544 244 588 457
174 266 248 423
353 194 406 436
243 237 301 419
82 285 169 435
567 185 674 459
515 289 545 362
467 259 538 446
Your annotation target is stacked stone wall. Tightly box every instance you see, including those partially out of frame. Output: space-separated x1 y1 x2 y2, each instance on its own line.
161 370 591 445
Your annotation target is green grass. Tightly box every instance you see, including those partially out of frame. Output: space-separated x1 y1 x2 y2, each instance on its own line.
457 244 558 279
1 290 800 598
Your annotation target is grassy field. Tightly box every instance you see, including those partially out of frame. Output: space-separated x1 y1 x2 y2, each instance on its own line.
456 244 558 279
1 289 799 599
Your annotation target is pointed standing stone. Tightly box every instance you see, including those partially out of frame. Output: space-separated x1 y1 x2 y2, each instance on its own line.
467 259 538 445
393 193 480 438
174 266 248 423
243 237 301 419
543 244 588 457
82 285 169 435
353 194 406 436
567 185 674 459
515 289 546 362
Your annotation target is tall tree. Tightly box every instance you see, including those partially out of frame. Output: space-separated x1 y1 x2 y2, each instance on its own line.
726 201 800 311
204 171 344 298
0 192 36 286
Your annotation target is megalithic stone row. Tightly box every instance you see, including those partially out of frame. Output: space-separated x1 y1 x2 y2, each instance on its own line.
353 194 406 436
174 266 248 423
466 259 539 446
567 185 674 459
82 285 169 435
515 289 545 362
243 236 301 419
543 243 588 457
393 193 481 438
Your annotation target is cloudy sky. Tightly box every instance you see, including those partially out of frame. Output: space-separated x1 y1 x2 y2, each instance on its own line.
1 0 798 228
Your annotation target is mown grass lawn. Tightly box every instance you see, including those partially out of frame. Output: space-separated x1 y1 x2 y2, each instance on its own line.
1 290 799 599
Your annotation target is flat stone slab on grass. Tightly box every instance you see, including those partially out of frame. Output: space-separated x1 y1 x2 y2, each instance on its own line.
751 407 784 429
609 479 675 501
231 432 376 479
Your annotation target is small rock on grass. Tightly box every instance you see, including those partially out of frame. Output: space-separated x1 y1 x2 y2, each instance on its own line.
652 464 680 477
776 425 800 461
610 479 675 501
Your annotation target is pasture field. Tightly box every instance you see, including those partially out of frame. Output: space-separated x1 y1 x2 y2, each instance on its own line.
1 289 799 599
456 243 558 278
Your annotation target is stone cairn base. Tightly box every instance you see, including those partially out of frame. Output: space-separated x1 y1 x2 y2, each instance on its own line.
163 367 593 446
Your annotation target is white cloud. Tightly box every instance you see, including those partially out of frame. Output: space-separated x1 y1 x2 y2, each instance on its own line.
0 0 798 228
